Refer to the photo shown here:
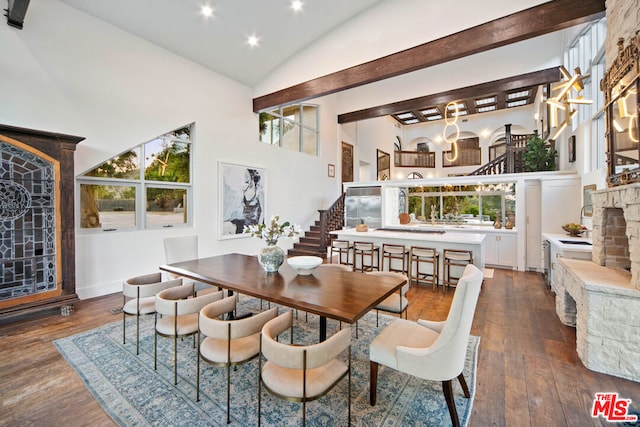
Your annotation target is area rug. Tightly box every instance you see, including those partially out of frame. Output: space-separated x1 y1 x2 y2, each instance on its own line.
54 297 479 426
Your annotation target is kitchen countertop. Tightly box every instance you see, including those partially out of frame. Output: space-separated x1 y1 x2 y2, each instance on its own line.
333 228 486 244
543 233 593 252
384 224 517 233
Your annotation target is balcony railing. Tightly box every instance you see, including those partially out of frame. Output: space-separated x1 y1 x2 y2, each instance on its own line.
394 150 435 168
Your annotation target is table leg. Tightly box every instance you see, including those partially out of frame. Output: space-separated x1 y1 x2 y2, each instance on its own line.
320 316 327 342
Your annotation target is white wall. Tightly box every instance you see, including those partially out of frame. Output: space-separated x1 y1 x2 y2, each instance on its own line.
0 0 339 299
253 0 549 97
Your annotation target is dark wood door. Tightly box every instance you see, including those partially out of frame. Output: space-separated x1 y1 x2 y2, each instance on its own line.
341 141 353 185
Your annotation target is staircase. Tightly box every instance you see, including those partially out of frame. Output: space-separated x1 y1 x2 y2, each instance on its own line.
469 127 531 176
287 220 330 258
287 193 345 259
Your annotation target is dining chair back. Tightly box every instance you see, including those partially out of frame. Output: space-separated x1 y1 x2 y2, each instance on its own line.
154 283 224 384
122 272 182 355
258 311 352 426
197 297 278 423
369 264 483 427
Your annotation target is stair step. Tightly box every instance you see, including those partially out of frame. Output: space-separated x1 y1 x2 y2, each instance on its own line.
294 242 323 251
299 236 320 245
287 249 327 258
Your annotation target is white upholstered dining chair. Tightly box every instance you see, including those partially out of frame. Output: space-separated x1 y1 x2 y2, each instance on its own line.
163 235 213 293
258 311 352 426
154 283 224 385
366 271 410 327
369 264 483 427
196 297 278 424
122 272 182 355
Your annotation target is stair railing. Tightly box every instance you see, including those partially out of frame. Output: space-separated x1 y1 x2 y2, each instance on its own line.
317 193 346 254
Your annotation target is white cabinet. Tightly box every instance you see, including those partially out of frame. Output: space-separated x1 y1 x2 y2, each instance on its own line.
484 233 517 268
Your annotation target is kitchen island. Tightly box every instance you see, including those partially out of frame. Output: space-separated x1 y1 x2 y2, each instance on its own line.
331 228 485 281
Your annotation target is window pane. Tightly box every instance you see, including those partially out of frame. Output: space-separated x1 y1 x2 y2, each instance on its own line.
302 105 317 128
80 184 136 229
301 127 317 155
259 112 279 145
84 148 140 179
481 195 502 221
144 138 190 183
281 118 300 151
146 187 187 226
281 105 300 122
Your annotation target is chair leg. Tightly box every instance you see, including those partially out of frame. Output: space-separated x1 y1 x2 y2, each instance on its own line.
226 364 231 424
369 361 378 405
174 335 178 385
458 373 470 398
196 343 201 402
122 310 126 345
302 400 306 427
154 314 158 370
442 379 460 427
136 314 140 355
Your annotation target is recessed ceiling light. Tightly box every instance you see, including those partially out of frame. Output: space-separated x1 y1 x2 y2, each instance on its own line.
396 113 414 119
426 115 443 121
247 34 260 48
200 5 214 18
507 99 528 107
404 119 419 124
475 96 496 105
507 90 529 99
291 0 304 13
447 103 465 111
477 105 497 112
420 108 439 115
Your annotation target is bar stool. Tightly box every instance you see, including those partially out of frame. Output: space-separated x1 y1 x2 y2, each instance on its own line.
352 241 380 272
443 249 473 289
381 243 408 274
329 239 352 266
409 246 439 290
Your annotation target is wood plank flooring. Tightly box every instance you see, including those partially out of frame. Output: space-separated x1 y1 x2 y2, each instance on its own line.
1 269 639 426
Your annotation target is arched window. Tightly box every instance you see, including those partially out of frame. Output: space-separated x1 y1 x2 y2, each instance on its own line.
407 172 423 179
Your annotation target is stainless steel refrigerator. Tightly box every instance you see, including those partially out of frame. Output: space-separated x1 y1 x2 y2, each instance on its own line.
345 186 382 228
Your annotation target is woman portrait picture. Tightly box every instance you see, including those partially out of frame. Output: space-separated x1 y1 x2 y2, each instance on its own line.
220 163 266 237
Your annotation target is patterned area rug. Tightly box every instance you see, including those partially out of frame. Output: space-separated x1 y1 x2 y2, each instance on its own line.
54 297 479 426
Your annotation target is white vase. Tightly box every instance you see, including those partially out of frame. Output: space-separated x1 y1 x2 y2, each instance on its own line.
258 239 284 273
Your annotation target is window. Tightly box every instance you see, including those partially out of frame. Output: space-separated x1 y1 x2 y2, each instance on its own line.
78 125 193 231
259 103 319 155
565 18 607 137
407 182 515 225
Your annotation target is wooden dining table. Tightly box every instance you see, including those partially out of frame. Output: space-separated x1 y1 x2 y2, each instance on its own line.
160 253 406 341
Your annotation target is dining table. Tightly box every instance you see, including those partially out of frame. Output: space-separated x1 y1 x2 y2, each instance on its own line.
160 253 406 341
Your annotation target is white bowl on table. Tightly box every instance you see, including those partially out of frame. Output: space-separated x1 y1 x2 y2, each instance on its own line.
287 256 323 275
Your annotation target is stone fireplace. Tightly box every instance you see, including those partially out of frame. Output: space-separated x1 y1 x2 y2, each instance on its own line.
551 184 640 382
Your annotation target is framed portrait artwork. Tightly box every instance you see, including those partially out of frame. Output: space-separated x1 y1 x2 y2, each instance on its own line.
219 162 267 239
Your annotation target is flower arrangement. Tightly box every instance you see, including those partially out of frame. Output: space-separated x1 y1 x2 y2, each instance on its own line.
243 215 302 243
562 223 587 237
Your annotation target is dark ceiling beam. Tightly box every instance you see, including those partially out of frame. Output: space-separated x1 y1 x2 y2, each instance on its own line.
338 67 561 123
5 0 31 29
252 0 605 112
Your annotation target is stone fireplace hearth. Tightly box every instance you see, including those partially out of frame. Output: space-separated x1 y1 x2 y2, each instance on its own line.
551 184 640 382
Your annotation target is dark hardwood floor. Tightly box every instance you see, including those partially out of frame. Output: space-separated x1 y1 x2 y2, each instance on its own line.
1 269 638 426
